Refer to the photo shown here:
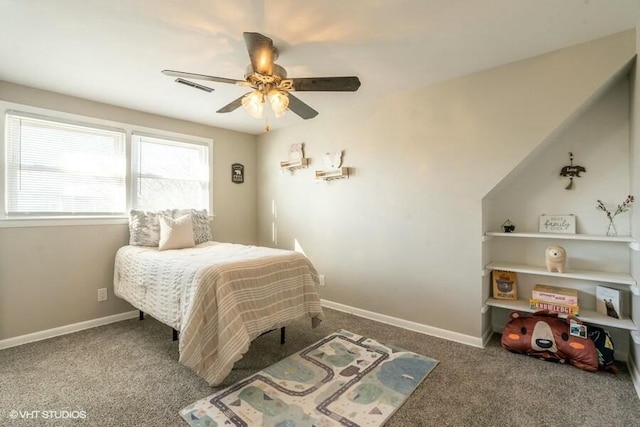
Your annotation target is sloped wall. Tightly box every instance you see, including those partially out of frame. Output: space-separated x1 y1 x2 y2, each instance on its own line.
484 76 632 357
256 31 636 340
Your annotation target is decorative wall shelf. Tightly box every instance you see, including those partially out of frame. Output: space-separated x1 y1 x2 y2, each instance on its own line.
484 298 637 330
485 261 638 290
484 231 635 243
280 158 308 171
315 167 349 181
280 142 308 172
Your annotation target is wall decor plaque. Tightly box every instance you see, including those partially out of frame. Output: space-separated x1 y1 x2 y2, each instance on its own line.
231 163 244 184
539 214 576 234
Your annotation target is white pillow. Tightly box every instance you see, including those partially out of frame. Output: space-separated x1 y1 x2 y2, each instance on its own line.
158 214 195 251
129 209 174 246
174 209 212 244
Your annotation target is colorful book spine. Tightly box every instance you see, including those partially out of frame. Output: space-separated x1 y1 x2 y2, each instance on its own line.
529 299 579 316
531 285 578 306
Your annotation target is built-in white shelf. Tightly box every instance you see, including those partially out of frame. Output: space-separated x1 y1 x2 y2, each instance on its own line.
315 167 349 181
280 158 308 170
484 231 635 243
485 261 637 288
485 298 637 331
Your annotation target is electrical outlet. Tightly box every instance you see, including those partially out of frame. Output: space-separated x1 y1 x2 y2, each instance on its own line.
319 275 325 287
97 288 108 302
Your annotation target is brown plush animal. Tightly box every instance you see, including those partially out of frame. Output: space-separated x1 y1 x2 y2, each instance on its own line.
501 311 598 372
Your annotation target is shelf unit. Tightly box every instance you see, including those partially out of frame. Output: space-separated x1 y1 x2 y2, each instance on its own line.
485 298 636 330
484 231 635 243
280 158 308 171
315 167 349 181
484 231 638 330
485 261 638 289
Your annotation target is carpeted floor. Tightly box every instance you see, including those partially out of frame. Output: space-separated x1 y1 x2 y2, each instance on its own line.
1 307 639 426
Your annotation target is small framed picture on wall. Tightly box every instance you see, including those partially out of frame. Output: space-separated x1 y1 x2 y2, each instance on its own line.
232 163 244 184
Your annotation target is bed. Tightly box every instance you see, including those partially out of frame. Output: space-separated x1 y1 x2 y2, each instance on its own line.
113 240 324 386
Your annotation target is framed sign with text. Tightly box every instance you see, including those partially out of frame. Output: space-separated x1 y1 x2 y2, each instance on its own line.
232 163 244 184
539 214 576 234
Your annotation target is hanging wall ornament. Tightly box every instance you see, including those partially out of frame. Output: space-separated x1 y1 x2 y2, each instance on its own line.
559 152 586 190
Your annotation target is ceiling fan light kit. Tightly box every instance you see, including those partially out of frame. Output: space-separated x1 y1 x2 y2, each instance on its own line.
241 91 264 118
162 31 360 129
268 89 289 118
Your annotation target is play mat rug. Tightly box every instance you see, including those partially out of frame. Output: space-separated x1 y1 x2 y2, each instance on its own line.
180 329 439 426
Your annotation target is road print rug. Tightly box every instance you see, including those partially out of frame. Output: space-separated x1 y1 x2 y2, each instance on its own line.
180 329 439 426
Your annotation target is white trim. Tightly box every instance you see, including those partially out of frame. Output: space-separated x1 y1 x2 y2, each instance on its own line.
1 99 216 222
482 327 494 347
629 354 640 401
6 109 126 134
0 310 138 350
321 299 484 348
0 216 128 228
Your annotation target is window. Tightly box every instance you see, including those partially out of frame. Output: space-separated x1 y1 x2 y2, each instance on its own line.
5 112 126 216
131 133 210 211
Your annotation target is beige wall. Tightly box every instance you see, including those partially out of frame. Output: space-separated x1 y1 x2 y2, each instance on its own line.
256 31 635 340
0 30 636 346
0 82 257 340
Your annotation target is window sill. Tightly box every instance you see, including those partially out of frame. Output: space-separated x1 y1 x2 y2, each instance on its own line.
0 216 129 228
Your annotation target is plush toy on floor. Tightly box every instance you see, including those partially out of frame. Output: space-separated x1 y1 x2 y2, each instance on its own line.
501 311 599 372
545 245 567 273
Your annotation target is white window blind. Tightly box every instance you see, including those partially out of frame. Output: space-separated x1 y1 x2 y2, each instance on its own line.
5 112 126 216
131 133 210 211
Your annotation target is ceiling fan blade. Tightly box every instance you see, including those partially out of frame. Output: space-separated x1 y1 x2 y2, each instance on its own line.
216 94 247 113
162 69 243 85
291 76 361 92
287 93 318 119
243 32 275 75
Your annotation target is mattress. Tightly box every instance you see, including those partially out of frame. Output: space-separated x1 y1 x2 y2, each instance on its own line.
113 241 324 385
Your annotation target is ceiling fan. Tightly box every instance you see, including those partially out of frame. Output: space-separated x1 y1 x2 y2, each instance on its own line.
162 32 361 124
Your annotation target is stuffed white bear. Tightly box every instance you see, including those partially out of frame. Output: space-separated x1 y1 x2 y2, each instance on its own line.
323 151 342 170
545 245 567 273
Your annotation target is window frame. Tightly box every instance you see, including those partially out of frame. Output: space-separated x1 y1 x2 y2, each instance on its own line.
5 110 128 218
0 102 214 228
130 131 211 212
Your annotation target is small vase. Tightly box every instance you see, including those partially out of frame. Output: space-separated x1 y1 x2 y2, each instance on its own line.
606 218 618 237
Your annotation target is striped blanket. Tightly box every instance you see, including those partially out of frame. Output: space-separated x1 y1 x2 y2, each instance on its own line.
114 242 324 385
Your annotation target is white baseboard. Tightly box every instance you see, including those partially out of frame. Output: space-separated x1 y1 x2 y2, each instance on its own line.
321 299 484 348
0 310 138 351
482 327 495 347
629 353 640 400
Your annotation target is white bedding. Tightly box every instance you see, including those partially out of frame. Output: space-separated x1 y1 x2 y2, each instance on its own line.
113 241 324 385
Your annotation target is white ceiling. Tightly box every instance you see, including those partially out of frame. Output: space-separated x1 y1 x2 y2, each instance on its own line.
1 1 639 135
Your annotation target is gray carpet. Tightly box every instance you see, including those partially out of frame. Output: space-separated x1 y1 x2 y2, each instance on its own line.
1 307 639 426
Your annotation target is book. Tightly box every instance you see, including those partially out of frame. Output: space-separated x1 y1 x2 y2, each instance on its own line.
529 299 579 316
596 286 622 319
492 270 517 300
532 284 578 306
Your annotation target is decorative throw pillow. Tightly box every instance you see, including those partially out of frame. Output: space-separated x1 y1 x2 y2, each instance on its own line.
174 209 212 244
158 214 195 251
129 209 174 246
